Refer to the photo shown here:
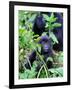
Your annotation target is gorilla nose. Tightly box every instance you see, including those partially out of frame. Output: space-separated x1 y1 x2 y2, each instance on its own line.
44 45 49 50
44 48 49 52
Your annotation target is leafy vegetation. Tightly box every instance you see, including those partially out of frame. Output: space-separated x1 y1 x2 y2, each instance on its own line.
18 10 63 79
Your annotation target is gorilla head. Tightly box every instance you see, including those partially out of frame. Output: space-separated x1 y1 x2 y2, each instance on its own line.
39 35 53 57
33 15 45 36
35 15 45 29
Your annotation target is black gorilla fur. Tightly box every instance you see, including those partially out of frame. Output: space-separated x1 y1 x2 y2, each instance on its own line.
33 14 45 36
53 13 63 51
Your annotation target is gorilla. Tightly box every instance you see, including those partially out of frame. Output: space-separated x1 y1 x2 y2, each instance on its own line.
25 35 53 70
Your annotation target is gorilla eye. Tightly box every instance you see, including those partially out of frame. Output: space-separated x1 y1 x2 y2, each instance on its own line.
44 39 48 42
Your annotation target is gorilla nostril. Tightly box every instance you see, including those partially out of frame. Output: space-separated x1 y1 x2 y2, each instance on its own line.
44 46 49 50
44 48 48 50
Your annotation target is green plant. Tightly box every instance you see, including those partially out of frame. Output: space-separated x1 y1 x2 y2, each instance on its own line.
48 67 63 77
19 62 37 79
43 13 61 44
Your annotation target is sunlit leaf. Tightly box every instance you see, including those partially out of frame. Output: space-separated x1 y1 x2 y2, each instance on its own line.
50 32 58 44
28 14 37 22
52 23 61 28
43 14 50 21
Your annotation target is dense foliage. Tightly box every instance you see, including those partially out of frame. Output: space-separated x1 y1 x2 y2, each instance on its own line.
18 10 63 79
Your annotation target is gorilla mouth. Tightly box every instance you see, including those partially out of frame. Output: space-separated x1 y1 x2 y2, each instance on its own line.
43 48 52 54
43 49 49 53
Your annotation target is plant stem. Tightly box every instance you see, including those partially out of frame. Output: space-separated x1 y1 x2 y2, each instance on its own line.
37 65 44 78
36 51 49 78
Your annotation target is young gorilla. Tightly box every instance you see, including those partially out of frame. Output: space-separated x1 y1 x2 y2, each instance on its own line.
25 35 53 70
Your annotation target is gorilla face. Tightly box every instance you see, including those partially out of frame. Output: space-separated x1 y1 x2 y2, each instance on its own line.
36 15 45 29
39 35 52 55
33 15 45 36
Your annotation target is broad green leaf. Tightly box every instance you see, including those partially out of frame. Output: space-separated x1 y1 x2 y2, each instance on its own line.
45 23 49 28
28 14 37 22
50 13 57 23
37 45 41 53
43 14 50 21
52 23 61 28
50 13 54 19
50 32 58 44
48 67 63 77
47 57 53 62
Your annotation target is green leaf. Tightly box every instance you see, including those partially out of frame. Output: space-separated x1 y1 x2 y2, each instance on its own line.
48 67 63 77
28 14 37 22
33 34 39 38
43 14 50 21
52 23 61 28
47 57 53 62
50 13 57 23
45 23 49 28
50 13 54 19
50 32 58 44
37 44 41 53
